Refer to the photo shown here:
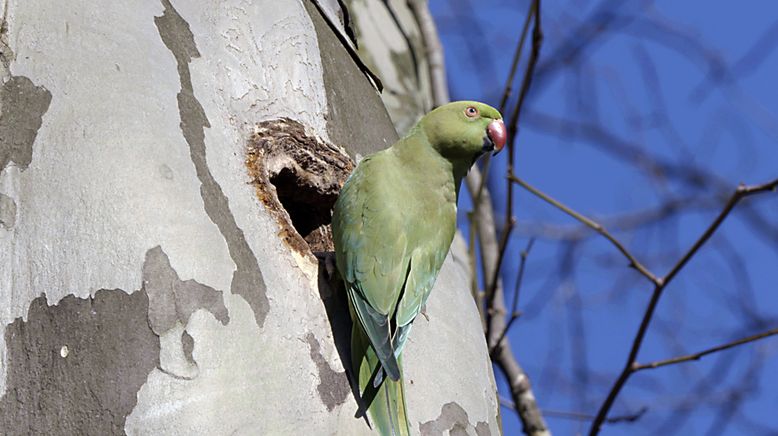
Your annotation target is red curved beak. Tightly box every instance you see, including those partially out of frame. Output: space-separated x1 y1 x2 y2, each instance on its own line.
487 119 507 155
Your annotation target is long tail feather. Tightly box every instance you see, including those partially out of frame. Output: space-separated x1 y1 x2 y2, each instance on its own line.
352 324 410 436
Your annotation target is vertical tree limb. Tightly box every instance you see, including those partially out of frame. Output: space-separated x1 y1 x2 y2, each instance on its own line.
410 0 550 433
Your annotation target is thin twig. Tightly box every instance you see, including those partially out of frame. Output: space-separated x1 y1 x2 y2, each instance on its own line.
545 407 647 424
486 0 544 310
509 174 660 285
490 238 535 354
407 0 448 107
500 397 647 424
499 0 537 114
588 177 778 436
524 110 778 250
515 194 718 241
663 180 778 286
411 1 550 434
511 238 535 316
485 5 549 434
468 8 548 435
475 0 537 205
634 328 778 371
474 0 538 288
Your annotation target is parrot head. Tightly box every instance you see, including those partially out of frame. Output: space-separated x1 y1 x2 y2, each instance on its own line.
419 100 507 161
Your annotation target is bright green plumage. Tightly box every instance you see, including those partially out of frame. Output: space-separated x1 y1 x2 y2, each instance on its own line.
332 101 504 435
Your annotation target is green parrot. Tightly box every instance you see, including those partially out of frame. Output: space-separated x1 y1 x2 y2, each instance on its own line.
331 101 506 435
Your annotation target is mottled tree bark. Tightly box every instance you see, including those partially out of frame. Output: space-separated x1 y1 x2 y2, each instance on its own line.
0 1 498 434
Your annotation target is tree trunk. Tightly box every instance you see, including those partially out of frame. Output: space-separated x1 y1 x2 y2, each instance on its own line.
0 1 499 434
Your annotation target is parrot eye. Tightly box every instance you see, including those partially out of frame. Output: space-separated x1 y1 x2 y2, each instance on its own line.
465 106 479 118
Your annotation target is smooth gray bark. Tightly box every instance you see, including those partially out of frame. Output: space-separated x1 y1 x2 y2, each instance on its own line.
0 1 499 434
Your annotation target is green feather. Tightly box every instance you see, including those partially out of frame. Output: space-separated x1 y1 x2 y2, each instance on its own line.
332 101 503 435
350 302 411 436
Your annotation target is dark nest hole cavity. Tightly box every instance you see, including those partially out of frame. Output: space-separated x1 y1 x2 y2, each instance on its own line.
270 166 338 251
247 118 354 256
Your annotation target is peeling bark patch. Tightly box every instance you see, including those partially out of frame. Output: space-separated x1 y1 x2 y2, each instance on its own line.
155 0 269 328
336 0 358 46
308 0 382 91
181 329 195 365
246 119 353 255
420 402 489 436
304 1 399 159
0 18 13 75
0 290 159 435
0 192 15 229
0 76 52 172
305 332 350 411
142 246 229 335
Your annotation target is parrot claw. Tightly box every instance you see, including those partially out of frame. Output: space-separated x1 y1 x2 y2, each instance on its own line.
315 251 338 281
420 305 429 321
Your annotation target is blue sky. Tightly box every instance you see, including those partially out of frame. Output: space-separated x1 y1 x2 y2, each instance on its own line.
431 1 778 434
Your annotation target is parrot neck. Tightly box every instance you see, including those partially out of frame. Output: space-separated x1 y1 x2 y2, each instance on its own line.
393 130 472 202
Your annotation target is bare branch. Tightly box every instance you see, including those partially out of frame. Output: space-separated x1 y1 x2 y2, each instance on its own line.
469 0 536 206
465 167 502 329
468 171 549 436
500 397 647 424
494 343 551 436
523 111 778 250
498 0 537 113
545 408 647 425
489 238 534 355
486 0 544 317
407 0 448 107
412 1 549 434
663 179 778 286
634 328 778 372
588 177 778 436
479 4 549 434
513 194 718 242
509 174 660 285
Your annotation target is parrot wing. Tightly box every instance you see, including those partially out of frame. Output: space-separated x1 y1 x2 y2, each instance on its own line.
333 153 412 382
393 225 452 354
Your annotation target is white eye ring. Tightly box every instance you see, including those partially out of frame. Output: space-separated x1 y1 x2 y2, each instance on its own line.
465 106 479 118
